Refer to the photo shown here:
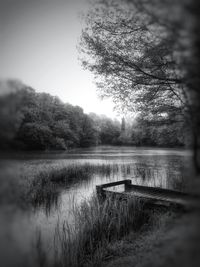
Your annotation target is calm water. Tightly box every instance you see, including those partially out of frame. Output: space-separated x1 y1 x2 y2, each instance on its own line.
0 146 194 267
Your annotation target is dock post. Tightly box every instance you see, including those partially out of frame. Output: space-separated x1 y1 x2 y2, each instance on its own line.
96 185 105 201
125 179 132 191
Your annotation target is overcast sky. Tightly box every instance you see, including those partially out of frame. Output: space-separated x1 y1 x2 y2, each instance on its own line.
0 0 118 118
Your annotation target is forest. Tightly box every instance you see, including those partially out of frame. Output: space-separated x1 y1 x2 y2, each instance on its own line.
0 79 190 150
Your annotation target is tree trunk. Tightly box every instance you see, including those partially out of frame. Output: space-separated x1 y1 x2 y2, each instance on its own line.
190 0 200 175
193 130 200 174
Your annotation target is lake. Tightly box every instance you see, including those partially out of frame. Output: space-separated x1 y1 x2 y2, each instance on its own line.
0 146 194 267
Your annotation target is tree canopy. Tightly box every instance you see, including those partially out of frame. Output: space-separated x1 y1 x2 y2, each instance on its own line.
81 0 199 121
80 0 200 169
0 80 122 150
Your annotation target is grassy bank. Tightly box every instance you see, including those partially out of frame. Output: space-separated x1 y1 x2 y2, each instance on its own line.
103 211 200 267
35 194 163 267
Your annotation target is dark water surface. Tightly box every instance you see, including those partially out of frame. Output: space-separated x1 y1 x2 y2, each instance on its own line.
0 146 194 266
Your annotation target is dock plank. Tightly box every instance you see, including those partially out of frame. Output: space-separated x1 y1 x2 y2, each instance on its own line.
96 179 200 209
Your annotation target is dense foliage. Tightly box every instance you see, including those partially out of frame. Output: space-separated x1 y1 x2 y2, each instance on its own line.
0 80 121 150
131 116 190 147
0 80 189 150
81 0 200 125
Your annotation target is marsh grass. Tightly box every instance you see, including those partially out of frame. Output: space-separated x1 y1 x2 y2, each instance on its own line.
28 163 121 207
0 162 133 209
37 163 119 184
50 194 150 267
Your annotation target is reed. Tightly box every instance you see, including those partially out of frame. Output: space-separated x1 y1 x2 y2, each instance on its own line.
52 194 150 267
28 163 120 207
0 162 132 209
37 163 119 183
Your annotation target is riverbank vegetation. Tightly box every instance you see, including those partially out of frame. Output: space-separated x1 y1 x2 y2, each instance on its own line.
0 162 129 208
30 163 121 209
0 80 191 151
34 194 173 267
50 196 159 267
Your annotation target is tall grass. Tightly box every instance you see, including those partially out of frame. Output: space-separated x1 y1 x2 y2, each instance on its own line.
28 163 120 208
37 163 119 183
0 162 132 209
51 195 150 267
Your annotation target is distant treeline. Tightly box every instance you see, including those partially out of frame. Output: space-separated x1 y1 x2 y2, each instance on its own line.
0 80 191 150
0 80 121 150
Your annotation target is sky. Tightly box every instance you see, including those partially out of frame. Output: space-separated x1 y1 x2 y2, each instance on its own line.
0 0 119 118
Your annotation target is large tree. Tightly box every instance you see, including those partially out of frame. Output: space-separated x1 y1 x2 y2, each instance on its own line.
80 0 200 171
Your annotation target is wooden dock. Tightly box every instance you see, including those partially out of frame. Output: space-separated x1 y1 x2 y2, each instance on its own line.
96 179 200 210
